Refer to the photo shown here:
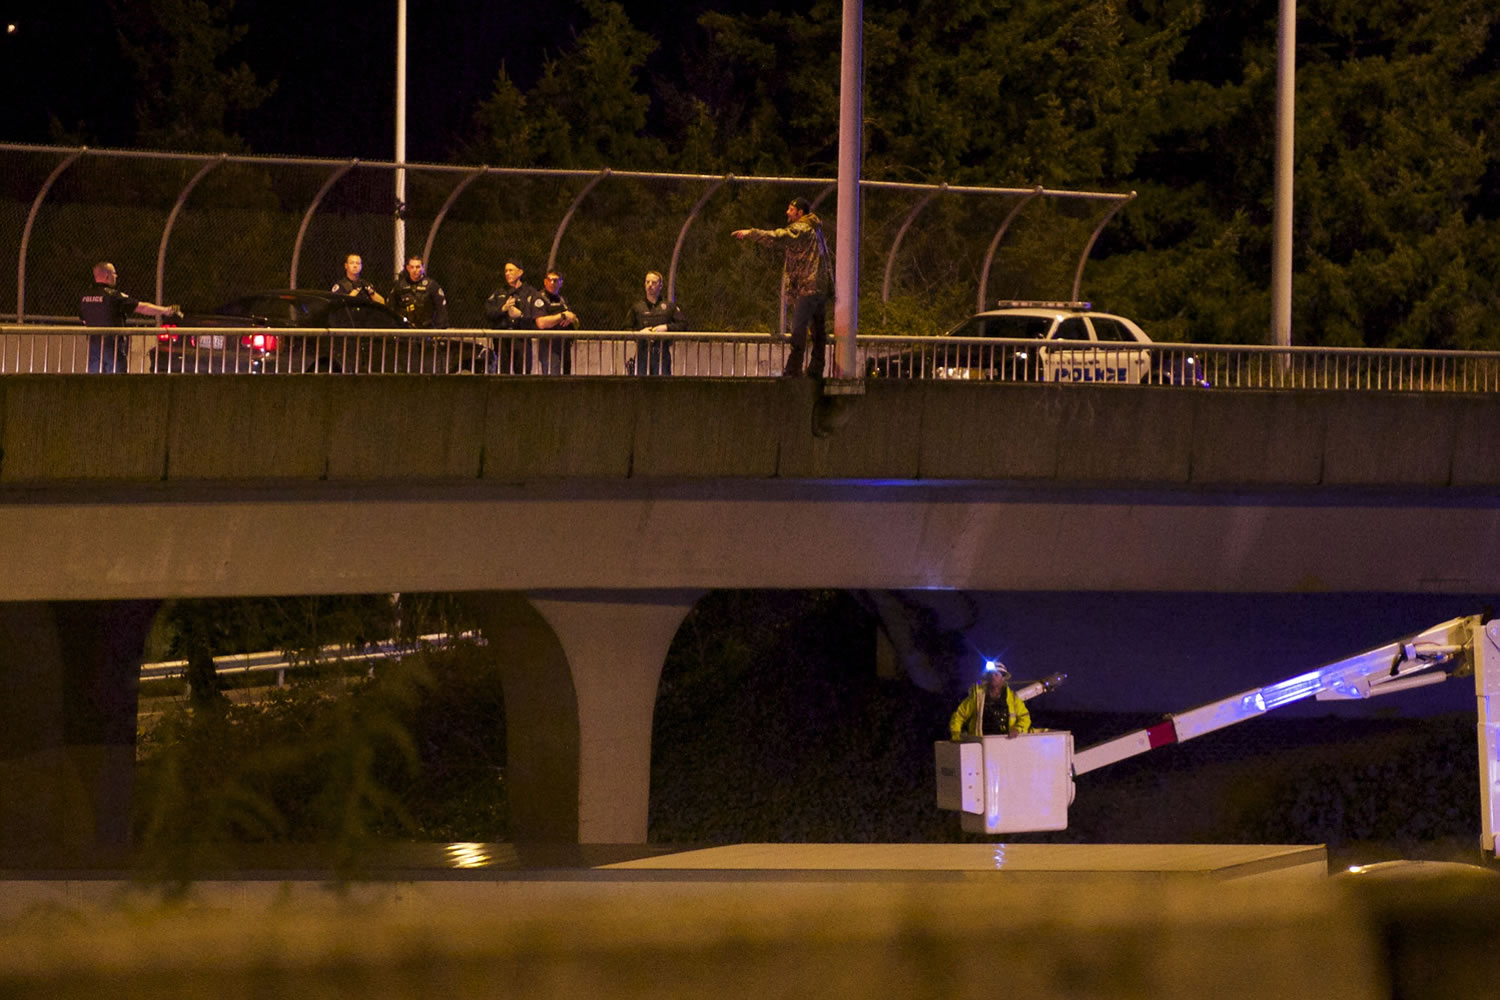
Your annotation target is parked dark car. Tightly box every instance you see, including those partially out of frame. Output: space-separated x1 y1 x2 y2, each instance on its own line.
151 290 489 373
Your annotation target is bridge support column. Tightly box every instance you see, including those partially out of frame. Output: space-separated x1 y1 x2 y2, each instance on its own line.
465 590 699 844
0 600 159 860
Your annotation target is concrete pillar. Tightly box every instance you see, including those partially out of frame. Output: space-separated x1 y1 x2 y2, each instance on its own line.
465 590 699 844
0 600 159 860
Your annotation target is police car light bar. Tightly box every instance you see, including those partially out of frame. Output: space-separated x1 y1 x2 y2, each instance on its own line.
995 300 1091 310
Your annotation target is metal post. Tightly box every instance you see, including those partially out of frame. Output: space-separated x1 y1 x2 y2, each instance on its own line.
976 187 1042 313
423 166 490 264
882 187 943 308
156 154 226 306
1271 0 1295 347
395 0 408 275
667 175 732 303
547 169 610 272
1477 617 1500 856
290 161 359 289
833 0 863 380
1068 193 1135 304
17 147 85 323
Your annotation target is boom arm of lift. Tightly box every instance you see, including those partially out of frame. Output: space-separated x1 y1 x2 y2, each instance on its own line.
935 614 1500 853
1074 615 1481 775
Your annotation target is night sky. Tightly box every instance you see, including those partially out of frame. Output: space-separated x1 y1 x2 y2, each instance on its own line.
0 0 735 160
944 591 1490 719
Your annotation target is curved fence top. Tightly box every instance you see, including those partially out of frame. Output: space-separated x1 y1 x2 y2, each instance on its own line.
1 142 1132 335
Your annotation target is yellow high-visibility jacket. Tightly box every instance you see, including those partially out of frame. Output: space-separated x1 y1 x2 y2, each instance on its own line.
950 683 1031 740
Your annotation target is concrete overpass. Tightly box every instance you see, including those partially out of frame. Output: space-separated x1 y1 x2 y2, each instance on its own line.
2 375 1498 856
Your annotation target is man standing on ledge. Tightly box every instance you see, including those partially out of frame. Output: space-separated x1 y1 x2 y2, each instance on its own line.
733 197 833 378
79 262 181 373
950 661 1032 740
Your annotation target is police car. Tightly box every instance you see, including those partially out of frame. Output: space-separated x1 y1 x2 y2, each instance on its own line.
878 301 1205 385
951 301 1159 383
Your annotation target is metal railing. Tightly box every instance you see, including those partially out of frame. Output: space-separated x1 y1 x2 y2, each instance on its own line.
856 337 1500 392
140 631 485 688
5 325 1500 391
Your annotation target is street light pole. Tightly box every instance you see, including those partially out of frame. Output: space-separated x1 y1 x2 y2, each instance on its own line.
833 0 863 380
395 0 408 276
1270 0 1294 348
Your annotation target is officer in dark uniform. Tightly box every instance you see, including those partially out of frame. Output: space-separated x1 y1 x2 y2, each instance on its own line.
530 269 579 375
483 260 538 373
331 253 386 303
624 270 686 375
78 262 181 373
389 255 449 328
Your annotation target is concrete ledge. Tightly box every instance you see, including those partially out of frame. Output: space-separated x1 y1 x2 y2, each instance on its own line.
1452 403 1500 487
165 376 332 480
915 382 1061 480
1322 393 1463 487
4 376 1500 491
1188 391 1326 485
632 379 792 478
8 869 1500 999
481 379 635 479
1 377 171 481
327 378 488 480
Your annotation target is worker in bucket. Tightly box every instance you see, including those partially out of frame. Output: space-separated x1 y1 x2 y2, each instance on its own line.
950 660 1032 740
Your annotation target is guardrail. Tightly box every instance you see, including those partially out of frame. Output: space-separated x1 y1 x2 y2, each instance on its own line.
140 631 485 688
5 325 1500 391
856 336 1500 392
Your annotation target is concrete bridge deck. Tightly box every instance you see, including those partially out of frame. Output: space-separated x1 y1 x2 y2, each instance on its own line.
3 375 1498 855
2 375 1498 599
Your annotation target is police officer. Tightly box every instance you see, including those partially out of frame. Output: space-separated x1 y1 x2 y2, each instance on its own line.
624 270 686 375
483 260 537 373
79 262 181 373
530 269 579 375
332 253 386 304
389 255 448 328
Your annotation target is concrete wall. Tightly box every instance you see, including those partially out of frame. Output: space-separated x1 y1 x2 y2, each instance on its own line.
3 375 1499 488
1 376 1497 600
0 600 157 855
3 875 1500 999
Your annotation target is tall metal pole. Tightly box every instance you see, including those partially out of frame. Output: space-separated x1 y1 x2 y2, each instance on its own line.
1270 0 1295 347
833 0 863 379
394 0 408 276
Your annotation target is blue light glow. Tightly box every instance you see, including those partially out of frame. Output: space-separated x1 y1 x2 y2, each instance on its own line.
1258 669 1328 710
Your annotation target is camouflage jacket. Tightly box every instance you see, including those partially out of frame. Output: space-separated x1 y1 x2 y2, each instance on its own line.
744 212 833 299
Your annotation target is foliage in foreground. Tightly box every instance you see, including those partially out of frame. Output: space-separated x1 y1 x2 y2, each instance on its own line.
133 642 508 883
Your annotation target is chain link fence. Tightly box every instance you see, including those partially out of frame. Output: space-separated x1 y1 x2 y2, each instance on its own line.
2 143 1132 335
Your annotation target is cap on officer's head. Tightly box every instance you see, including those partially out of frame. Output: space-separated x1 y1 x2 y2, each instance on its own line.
984 659 1011 679
791 197 811 214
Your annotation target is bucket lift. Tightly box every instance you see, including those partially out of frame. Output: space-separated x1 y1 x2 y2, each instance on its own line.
935 614 1500 856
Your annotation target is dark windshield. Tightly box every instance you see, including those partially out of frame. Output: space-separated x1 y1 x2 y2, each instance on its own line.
218 296 312 326
945 314 1054 340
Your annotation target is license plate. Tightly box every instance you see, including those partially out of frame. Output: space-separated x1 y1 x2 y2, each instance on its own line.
200 334 226 349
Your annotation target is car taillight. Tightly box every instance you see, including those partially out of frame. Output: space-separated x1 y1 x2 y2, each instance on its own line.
241 333 278 351
156 332 180 344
